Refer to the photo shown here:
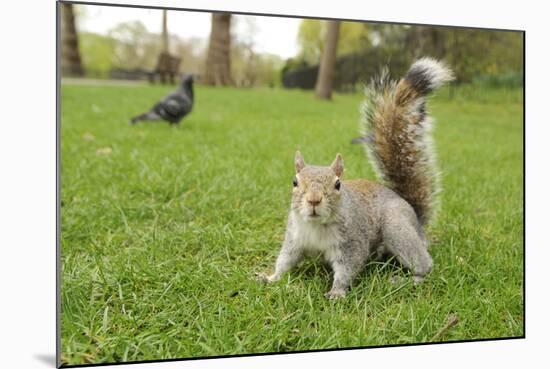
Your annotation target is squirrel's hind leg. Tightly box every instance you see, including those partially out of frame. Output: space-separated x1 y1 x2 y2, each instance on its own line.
382 214 433 283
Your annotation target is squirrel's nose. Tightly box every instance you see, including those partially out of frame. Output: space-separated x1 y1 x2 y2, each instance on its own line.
307 196 322 207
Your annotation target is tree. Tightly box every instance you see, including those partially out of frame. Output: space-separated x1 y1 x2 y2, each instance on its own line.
297 20 368 65
171 36 207 76
61 3 84 76
336 21 370 55
78 32 115 78
108 21 160 70
204 13 233 86
297 20 324 64
315 20 340 100
161 10 169 53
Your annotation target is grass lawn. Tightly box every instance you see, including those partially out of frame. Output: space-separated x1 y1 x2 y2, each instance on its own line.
60 83 523 365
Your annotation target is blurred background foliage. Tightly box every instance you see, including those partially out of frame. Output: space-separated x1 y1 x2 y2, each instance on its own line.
284 22 523 91
62 5 523 92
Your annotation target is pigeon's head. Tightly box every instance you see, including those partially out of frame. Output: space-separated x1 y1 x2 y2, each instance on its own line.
181 74 194 87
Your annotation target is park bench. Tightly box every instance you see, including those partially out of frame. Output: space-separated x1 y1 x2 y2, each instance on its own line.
147 52 182 84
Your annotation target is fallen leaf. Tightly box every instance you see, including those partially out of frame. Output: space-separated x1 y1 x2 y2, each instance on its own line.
82 132 95 141
96 147 112 156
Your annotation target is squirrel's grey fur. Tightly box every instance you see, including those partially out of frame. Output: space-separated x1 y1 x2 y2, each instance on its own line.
258 58 454 298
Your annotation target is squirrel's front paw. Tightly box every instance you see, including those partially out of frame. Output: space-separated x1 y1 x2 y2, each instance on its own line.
412 275 426 285
255 272 270 282
324 288 347 299
255 272 278 283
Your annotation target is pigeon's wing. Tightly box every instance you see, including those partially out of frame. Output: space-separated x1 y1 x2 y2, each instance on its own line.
153 92 192 123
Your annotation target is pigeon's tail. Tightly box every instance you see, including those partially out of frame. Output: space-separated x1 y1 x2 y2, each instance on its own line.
130 111 161 124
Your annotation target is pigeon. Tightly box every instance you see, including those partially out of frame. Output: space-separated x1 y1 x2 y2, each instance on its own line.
130 74 194 125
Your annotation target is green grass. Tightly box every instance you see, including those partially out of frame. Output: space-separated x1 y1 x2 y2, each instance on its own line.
60 83 523 365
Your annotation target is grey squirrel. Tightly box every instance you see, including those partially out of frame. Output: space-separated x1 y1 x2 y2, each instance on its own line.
257 58 454 298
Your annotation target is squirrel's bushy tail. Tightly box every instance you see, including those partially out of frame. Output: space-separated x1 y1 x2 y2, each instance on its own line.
361 57 454 225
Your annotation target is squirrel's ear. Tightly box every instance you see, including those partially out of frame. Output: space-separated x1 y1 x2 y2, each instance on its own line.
295 151 306 173
331 153 344 177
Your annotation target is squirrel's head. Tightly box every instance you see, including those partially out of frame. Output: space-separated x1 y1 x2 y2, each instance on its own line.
291 151 344 223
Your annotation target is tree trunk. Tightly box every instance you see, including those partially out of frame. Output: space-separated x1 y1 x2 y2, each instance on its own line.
61 3 83 77
161 10 169 53
204 13 233 86
315 20 340 100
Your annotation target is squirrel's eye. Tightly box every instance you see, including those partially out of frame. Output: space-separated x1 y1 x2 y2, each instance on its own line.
335 179 341 190
293 177 298 187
